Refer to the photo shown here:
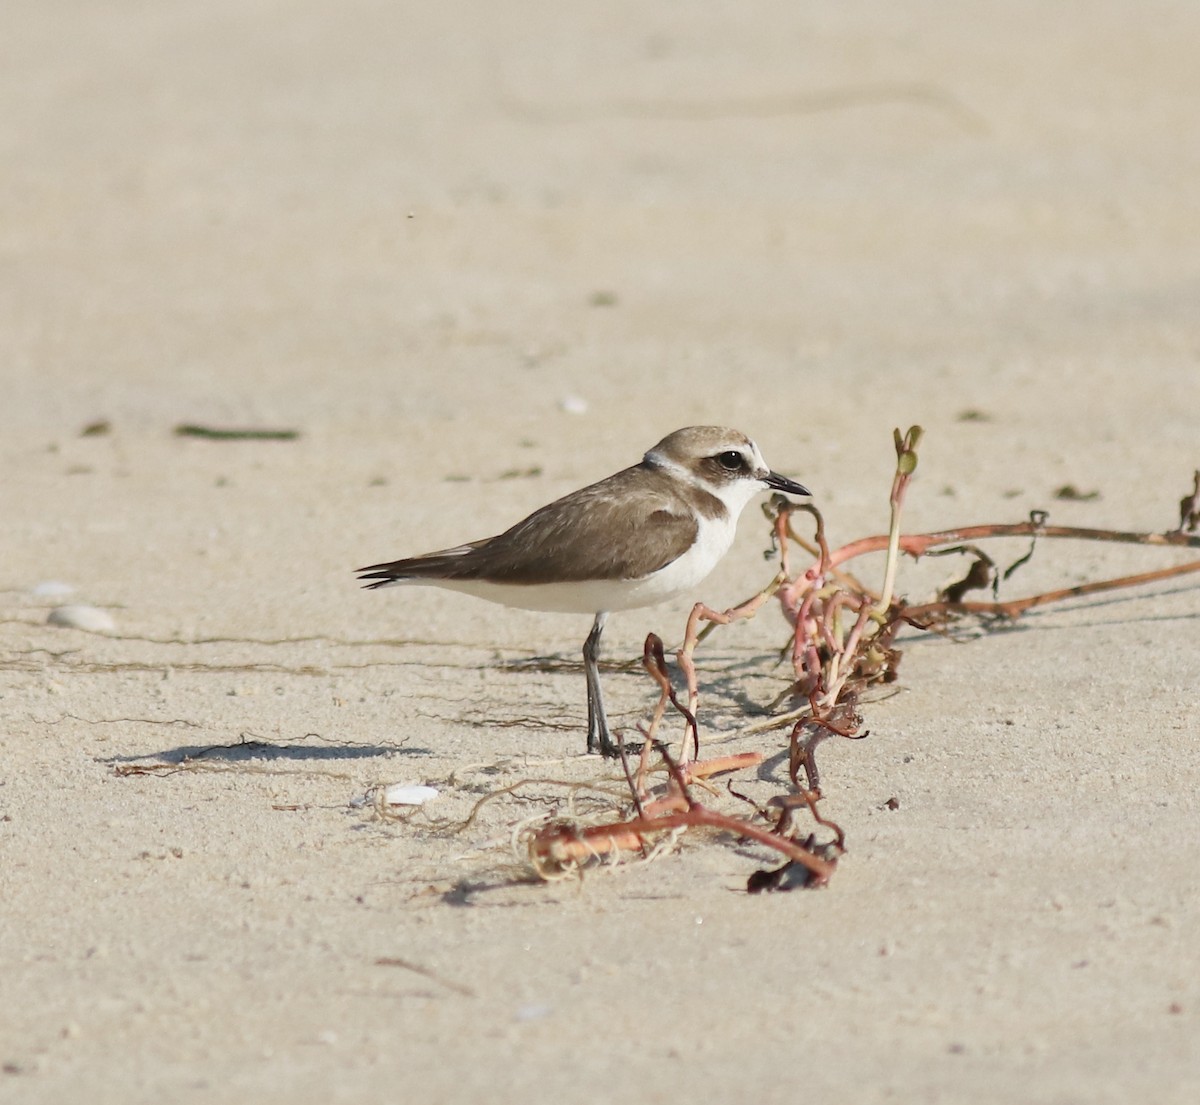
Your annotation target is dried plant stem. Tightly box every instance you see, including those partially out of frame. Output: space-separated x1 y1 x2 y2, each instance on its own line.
530 799 836 881
526 432 1198 891
906 557 1200 622
641 633 700 764
676 569 787 756
683 752 764 779
828 520 1200 570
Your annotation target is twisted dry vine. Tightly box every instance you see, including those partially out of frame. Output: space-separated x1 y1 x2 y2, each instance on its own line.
526 430 1200 890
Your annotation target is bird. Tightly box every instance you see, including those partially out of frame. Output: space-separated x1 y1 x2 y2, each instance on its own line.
357 426 810 757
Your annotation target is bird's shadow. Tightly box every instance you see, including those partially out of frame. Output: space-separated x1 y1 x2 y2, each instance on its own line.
99 735 430 766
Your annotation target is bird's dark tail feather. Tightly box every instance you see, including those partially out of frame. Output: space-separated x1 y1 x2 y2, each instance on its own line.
356 566 404 590
356 550 477 589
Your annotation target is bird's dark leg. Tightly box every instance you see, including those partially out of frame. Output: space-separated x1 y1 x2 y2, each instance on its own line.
583 611 617 757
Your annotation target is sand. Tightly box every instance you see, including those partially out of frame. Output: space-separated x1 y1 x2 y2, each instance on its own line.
3 1 1199 1101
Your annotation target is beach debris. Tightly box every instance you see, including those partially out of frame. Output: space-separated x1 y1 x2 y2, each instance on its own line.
46 605 115 633
520 427 1200 890
1178 470 1200 533
523 632 839 888
558 396 588 415
31 581 75 598
515 1004 553 1021
375 957 475 996
1054 484 1100 501
174 424 300 441
382 783 439 807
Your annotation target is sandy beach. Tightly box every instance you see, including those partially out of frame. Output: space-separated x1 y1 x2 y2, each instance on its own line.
3 2 1199 1101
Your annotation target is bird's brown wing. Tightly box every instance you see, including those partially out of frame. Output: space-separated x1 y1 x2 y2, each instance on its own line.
358 465 705 587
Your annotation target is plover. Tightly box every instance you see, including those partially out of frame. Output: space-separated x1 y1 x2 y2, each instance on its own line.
357 426 809 756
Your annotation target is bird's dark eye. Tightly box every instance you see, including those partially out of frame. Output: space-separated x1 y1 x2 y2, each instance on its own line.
716 451 744 472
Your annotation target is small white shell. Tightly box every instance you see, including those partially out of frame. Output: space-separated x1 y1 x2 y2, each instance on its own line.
515 1004 552 1022
558 395 588 415
47 605 116 633
32 581 75 597
383 784 439 807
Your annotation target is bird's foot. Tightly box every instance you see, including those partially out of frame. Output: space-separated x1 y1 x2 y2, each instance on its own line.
588 725 620 758
587 724 643 760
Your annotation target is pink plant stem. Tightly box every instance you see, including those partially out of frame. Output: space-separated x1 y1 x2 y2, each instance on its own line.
561 804 835 881
790 586 822 675
818 590 848 652
676 574 785 741
824 596 874 703
829 522 1200 570
906 557 1200 621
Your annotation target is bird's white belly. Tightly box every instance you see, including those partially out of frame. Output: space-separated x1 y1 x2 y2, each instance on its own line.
410 514 738 615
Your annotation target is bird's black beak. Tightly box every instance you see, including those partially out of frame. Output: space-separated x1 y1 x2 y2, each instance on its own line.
761 470 810 497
